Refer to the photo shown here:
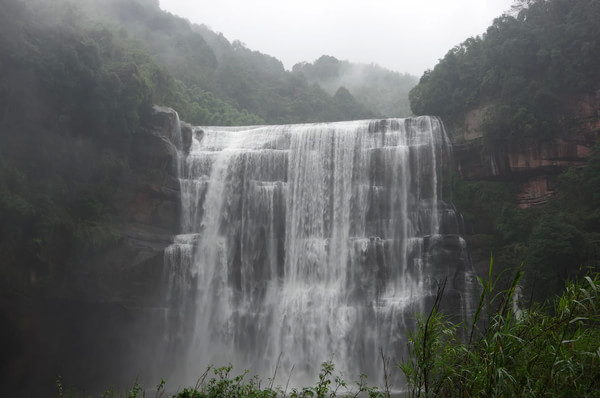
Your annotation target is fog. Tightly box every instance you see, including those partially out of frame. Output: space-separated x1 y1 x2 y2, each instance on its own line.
293 56 417 116
159 0 515 76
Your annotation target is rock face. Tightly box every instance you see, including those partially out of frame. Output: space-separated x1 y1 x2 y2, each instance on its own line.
1 106 186 396
88 105 185 306
77 107 187 383
450 93 600 208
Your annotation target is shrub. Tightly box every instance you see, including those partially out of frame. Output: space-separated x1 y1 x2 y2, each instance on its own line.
400 259 600 397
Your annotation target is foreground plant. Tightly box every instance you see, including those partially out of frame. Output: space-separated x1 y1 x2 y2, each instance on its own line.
400 259 600 397
173 361 386 398
59 361 386 398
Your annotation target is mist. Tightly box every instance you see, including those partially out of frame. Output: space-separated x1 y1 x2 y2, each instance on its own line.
293 55 418 117
159 0 516 76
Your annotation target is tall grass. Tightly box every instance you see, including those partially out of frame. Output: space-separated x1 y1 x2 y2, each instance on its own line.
399 258 600 397
58 361 388 398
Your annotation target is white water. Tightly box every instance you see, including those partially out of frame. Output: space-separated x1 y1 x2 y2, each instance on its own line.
163 117 473 387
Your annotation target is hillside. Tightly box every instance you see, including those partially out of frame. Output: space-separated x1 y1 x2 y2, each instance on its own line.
409 0 600 300
0 0 192 393
410 0 600 138
49 0 387 124
293 55 418 117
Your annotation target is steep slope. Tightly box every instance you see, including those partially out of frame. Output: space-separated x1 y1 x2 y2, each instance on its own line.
409 0 600 300
48 0 379 124
0 1 192 394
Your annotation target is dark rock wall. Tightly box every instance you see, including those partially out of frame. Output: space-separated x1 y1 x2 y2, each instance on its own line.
78 105 183 307
450 93 600 208
445 94 600 283
1 106 184 396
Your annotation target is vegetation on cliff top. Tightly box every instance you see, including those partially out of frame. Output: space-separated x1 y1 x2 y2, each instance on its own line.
0 0 160 294
56 0 385 125
420 0 600 303
410 0 600 139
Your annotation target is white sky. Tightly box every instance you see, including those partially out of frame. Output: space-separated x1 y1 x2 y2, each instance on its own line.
158 0 515 77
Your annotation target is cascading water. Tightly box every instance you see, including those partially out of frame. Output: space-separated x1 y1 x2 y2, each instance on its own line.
163 116 475 388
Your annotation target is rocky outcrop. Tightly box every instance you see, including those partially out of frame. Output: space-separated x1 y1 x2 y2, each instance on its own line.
79 105 184 306
28 106 185 393
450 93 600 208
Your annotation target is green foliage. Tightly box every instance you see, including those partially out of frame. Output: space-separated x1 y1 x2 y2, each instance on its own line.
448 140 600 302
526 213 585 300
519 142 600 300
399 279 459 397
494 203 527 243
0 1 151 293
410 0 600 139
57 363 386 398
173 84 265 126
172 362 384 398
127 383 144 398
400 263 600 397
444 173 517 234
50 0 379 125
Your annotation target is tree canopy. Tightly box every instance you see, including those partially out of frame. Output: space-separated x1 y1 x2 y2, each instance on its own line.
57 0 380 124
410 0 600 139
294 55 418 118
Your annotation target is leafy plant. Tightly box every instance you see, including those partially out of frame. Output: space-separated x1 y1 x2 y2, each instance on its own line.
55 361 390 398
400 260 600 397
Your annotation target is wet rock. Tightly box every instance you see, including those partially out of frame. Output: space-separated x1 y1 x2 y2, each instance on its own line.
450 94 600 208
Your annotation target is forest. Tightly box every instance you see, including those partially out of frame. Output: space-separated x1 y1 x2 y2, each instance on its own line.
410 0 600 138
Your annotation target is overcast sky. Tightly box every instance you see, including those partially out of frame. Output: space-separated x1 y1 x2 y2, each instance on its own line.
158 0 515 77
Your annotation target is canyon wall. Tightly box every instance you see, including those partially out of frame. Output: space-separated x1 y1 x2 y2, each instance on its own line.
449 92 600 208
1 106 189 396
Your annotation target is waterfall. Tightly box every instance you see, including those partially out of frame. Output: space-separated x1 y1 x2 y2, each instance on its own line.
163 116 474 388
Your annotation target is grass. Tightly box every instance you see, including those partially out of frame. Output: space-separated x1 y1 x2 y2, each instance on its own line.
57 361 388 398
399 258 600 397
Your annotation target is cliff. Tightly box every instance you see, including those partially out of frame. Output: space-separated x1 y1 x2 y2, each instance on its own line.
449 92 600 208
81 106 190 306
0 106 190 396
